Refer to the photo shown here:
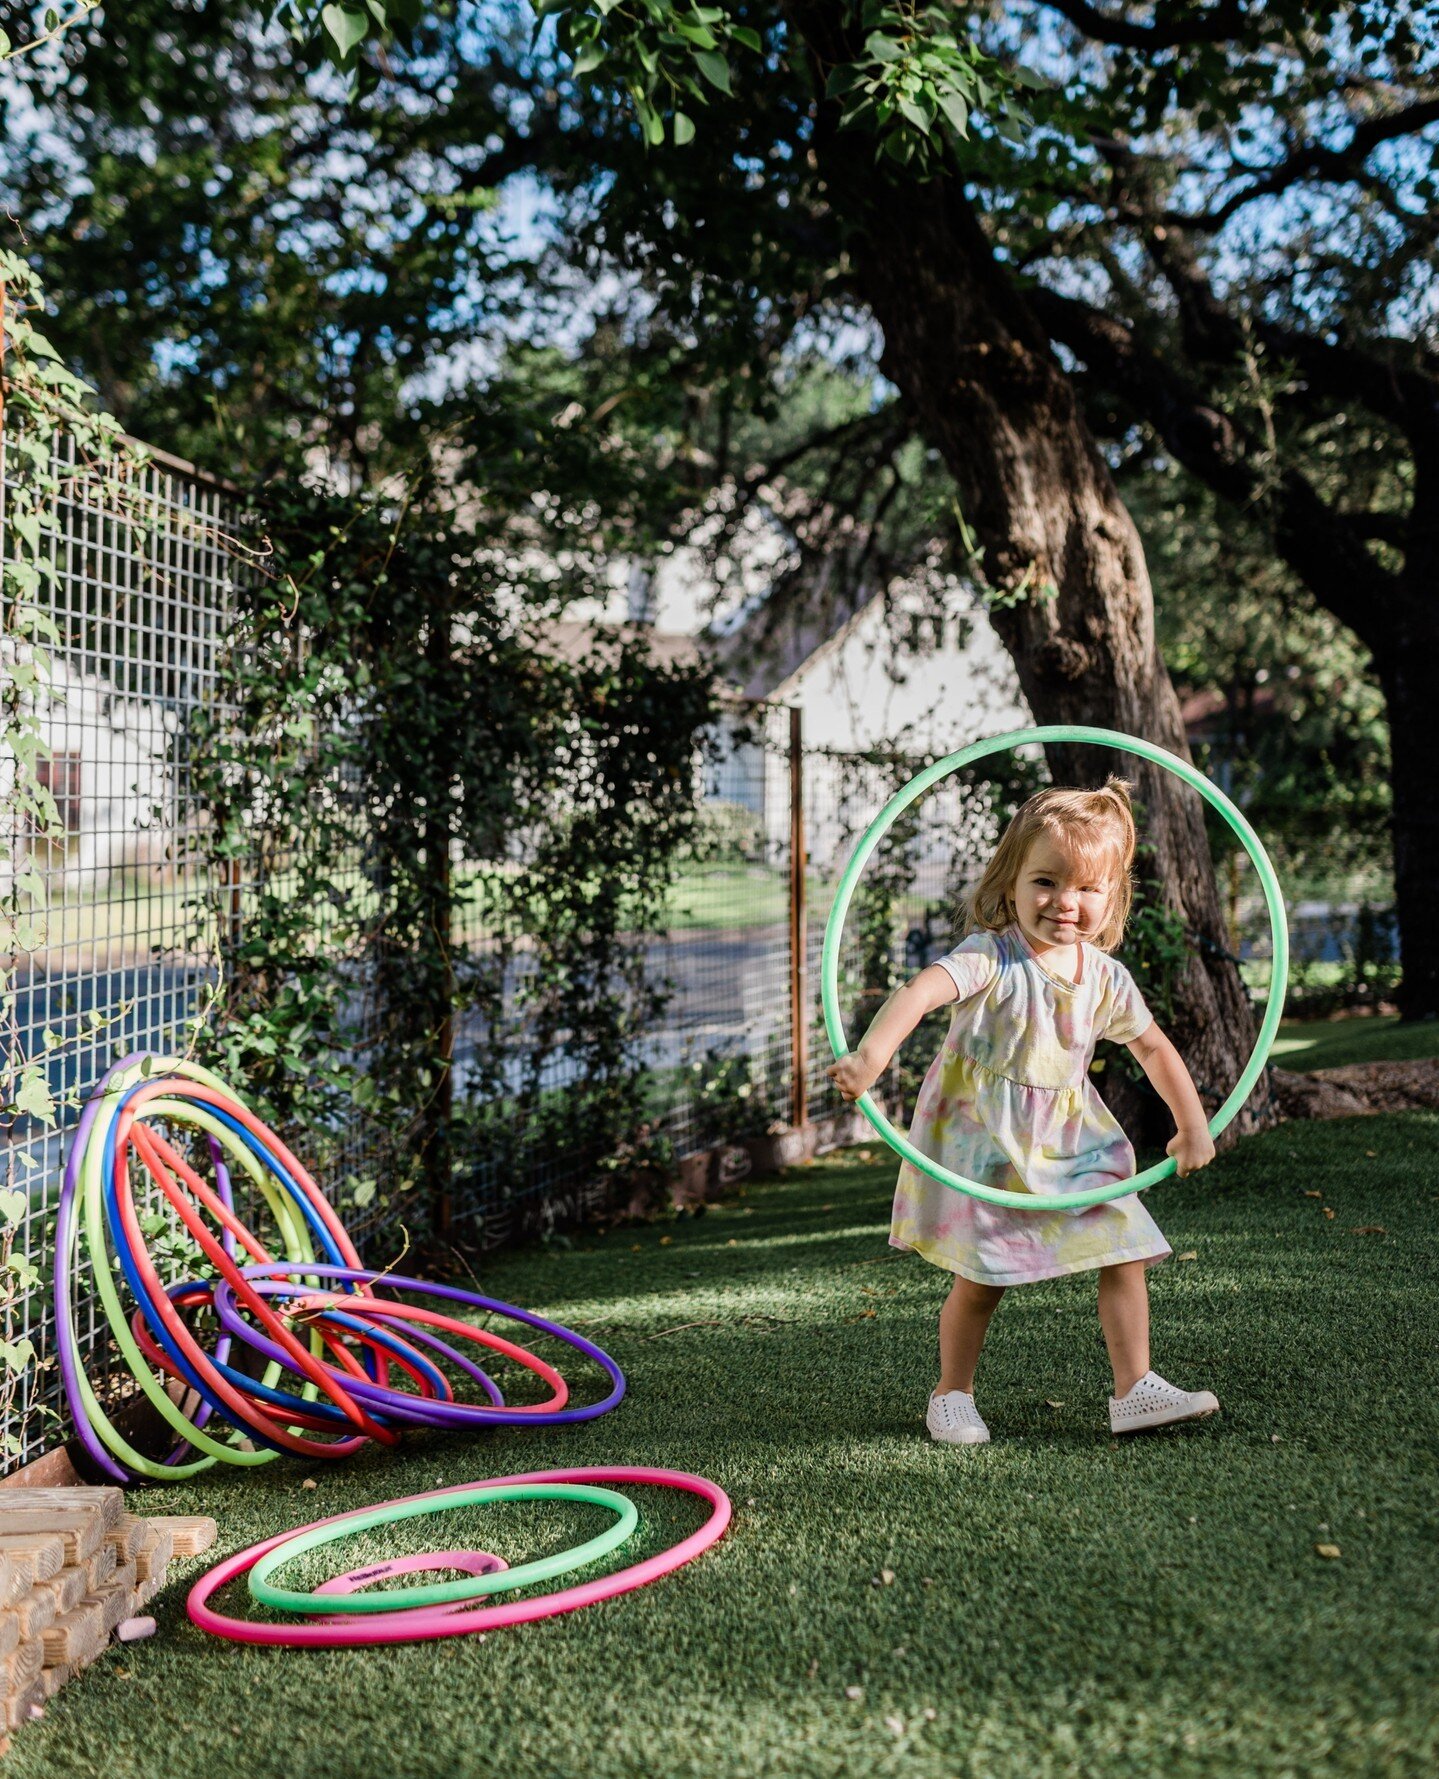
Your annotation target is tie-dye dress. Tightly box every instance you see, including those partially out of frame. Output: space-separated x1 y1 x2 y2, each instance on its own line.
889 925 1172 1286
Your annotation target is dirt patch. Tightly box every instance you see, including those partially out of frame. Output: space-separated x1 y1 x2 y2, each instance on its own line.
1272 1058 1439 1120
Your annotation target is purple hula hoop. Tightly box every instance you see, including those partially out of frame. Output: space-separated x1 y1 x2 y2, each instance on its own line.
210 1265 626 1427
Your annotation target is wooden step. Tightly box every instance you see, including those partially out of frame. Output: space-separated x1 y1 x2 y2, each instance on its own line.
82 1541 116 1593
145 1514 217 1559
105 1516 147 1563
0 1488 123 1532
0 1534 64 1588
0 1509 105 1567
134 1525 174 1584
34 1566 86 1617
11 1587 56 1642
6 1674 47 1732
39 1662 70 1700
0 1557 16 1613
85 1561 138 1637
42 1602 105 1669
0 1637 43 1694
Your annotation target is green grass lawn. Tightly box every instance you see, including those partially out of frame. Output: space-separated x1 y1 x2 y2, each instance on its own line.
1271 1014 1439 1072
15 1118 1437 1779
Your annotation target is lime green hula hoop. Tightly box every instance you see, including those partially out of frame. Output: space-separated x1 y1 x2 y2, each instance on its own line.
820 724 1289 1211
249 1481 639 1615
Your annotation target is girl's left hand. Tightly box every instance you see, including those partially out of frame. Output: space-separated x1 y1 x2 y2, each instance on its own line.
1166 1128 1217 1177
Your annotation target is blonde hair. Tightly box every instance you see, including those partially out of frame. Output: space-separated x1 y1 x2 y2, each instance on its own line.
967 777 1137 952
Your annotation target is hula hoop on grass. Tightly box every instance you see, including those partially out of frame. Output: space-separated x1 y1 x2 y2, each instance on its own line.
188 1465 732 1648
821 724 1289 1211
209 1265 625 1428
57 1054 628 1484
249 1481 640 1615
313 1549 508 1627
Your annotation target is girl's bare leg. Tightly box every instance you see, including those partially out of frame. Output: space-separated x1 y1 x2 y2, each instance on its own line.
936 1276 1006 1394
1098 1259 1151 1396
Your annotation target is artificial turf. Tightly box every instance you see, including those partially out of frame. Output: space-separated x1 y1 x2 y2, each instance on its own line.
13 1116 1438 1779
1273 1013 1439 1072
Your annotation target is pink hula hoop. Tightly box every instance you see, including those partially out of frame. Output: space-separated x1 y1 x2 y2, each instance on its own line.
188 1466 731 1647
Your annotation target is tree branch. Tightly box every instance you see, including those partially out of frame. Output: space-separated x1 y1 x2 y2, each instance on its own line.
1027 284 1403 653
1041 0 1245 50
1162 96 1439 232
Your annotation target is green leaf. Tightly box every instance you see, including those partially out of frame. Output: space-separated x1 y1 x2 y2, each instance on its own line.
0 1190 28 1228
671 18 717 50
320 2 369 61
866 32 902 63
673 110 696 146
572 42 605 74
897 97 930 133
938 89 969 137
693 49 732 94
731 25 762 52
12 1070 55 1127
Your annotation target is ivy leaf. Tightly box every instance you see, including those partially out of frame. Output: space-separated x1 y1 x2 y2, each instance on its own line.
320 2 369 61
0 1339 36 1375
11 1069 55 1127
693 49 732 94
0 1191 28 1229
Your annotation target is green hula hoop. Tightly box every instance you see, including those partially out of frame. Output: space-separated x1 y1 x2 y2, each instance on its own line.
249 1481 639 1614
820 724 1289 1211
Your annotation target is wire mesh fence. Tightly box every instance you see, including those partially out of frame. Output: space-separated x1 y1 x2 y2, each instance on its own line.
1 427 1005 1472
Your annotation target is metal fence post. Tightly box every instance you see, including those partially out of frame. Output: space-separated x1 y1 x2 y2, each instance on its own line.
788 704 808 1131
426 605 455 1242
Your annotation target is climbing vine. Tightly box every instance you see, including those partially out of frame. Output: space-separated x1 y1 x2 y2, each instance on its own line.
184 476 717 1248
0 250 150 1454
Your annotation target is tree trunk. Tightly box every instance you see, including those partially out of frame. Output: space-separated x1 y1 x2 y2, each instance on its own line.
1023 283 1438 1020
795 79 1269 1135
1373 561 1439 1022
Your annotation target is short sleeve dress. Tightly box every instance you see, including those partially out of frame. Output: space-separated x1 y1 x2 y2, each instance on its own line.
889 925 1172 1287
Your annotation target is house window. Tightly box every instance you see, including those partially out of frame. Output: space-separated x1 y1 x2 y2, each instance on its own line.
36 751 83 836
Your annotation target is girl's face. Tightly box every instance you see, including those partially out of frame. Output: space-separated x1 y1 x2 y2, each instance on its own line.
1011 833 1115 952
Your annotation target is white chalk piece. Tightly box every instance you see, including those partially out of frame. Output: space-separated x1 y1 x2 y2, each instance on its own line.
116 1616 156 1643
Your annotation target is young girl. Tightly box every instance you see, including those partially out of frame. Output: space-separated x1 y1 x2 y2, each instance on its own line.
827 778 1219 1444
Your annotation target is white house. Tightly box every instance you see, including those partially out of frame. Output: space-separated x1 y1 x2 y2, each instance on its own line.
0 646 175 898
556 527 1031 871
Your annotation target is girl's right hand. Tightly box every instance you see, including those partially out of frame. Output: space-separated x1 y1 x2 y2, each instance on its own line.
826 1049 882 1103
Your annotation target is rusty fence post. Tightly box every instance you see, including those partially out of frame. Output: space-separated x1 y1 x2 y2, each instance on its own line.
788 704 808 1132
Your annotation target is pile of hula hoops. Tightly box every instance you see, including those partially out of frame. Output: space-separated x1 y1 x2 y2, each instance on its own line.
56 1055 731 1647
57 1054 626 1486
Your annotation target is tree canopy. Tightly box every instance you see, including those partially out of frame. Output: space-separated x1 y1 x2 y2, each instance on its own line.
3 0 1435 1018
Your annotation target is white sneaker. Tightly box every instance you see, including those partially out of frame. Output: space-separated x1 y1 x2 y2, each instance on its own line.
926 1389 990 1445
1109 1370 1220 1435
